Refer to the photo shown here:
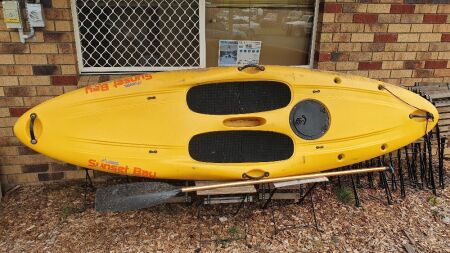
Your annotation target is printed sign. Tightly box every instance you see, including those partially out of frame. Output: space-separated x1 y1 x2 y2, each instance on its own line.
236 40 262 66
218 40 238 66
218 40 261 66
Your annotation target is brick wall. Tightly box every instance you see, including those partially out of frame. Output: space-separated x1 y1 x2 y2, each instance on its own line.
1 0 450 186
316 1 450 85
0 0 84 187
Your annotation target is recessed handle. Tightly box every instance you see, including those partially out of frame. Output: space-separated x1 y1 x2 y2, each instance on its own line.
223 117 266 127
242 169 269 180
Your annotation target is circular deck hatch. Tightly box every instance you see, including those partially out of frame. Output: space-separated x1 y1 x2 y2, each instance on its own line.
290 100 330 140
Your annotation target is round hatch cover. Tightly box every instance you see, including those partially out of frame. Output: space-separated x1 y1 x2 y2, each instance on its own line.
289 99 330 140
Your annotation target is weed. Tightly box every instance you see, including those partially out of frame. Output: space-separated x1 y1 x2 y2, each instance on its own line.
335 186 353 204
215 238 231 247
214 226 242 247
428 196 438 206
60 206 84 220
228 226 240 238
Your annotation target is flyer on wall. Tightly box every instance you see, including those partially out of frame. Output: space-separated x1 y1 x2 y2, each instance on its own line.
218 40 262 66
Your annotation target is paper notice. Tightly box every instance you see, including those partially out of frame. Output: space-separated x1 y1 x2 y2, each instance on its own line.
218 40 261 66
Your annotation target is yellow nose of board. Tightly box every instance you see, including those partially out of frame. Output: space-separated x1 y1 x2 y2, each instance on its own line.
13 111 29 146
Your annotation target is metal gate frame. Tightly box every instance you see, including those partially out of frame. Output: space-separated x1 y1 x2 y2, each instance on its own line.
72 0 206 73
308 0 320 69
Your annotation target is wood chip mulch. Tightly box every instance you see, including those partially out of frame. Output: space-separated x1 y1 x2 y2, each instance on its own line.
0 171 449 253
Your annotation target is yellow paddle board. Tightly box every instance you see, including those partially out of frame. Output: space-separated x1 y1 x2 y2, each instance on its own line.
14 66 438 180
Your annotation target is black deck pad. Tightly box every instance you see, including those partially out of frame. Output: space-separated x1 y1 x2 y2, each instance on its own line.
187 81 291 115
189 131 294 163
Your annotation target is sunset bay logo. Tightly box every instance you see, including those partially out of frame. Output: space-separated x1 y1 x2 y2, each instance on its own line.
85 74 153 94
113 74 153 88
88 158 156 178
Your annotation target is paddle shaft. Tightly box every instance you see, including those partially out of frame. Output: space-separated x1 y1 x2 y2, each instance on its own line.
181 166 389 193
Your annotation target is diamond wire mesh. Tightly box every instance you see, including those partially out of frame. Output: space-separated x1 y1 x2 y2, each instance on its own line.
75 0 201 71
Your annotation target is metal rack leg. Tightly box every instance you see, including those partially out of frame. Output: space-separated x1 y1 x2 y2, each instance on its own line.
388 152 397 192
351 175 361 207
418 143 425 189
381 172 393 205
262 188 277 209
438 137 446 189
397 149 406 198
83 169 95 209
425 133 437 195
309 189 320 231
404 145 413 186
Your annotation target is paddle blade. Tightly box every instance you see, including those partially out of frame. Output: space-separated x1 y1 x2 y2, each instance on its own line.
95 182 181 212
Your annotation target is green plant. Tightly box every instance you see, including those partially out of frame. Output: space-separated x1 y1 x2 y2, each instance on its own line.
215 238 231 247
335 186 353 204
228 226 240 238
428 196 438 206
60 206 84 220
214 226 242 247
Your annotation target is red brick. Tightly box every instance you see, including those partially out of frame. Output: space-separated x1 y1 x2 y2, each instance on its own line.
414 69 433 78
18 146 37 155
51 75 78 86
0 43 29 54
331 52 348 62
324 3 342 13
358 62 382 70
22 164 49 173
362 43 385 52
9 108 31 117
424 60 447 69
404 61 423 69
353 14 378 24
4 87 36 97
423 14 447 24
319 53 331 62
374 34 398 43
390 5 415 14
442 34 450 42
32 65 60 76
43 9 72 20
38 172 64 181
43 32 73 42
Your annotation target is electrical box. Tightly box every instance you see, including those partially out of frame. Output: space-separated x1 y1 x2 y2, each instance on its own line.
2 1 22 29
26 3 45 27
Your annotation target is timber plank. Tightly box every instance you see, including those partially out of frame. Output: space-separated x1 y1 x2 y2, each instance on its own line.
195 181 256 195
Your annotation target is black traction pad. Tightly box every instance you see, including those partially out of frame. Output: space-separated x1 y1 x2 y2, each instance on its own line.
189 131 294 163
187 81 291 115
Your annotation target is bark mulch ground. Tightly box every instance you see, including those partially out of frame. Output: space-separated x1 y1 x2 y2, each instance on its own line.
0 171 449 252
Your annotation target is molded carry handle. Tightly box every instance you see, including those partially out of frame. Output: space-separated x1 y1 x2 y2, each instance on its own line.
242 171 270 180
237 64 265 72
29 113 37 144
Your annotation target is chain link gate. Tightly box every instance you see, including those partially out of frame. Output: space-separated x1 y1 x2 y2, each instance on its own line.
72 0 205 73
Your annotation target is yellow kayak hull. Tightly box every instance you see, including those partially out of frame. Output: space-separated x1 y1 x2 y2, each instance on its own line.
14 66 438 180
